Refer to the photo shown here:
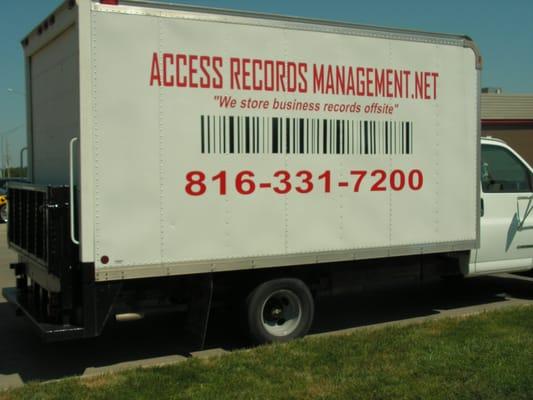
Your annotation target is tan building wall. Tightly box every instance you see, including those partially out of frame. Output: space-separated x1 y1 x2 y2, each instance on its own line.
481 92 533 166
482 125 533 166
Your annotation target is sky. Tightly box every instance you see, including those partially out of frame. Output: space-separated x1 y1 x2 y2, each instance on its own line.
0 0 532 168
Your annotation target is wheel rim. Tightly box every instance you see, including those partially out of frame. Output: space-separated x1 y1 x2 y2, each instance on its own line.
261 289 302 337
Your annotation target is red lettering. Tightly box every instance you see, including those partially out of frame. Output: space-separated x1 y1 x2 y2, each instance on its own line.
184 169 424 196
264 60 274 91
212 56 223 89
149 52 161 86
287 62 296 93
335 66 345 94
162 53 174 87
242 58 251 90
415 71 424 99
370 170 387 191
313 64 324 93
176 54 187 87
393 70 402 98
409 170 424 190
431 72 439 99
424 72 431 99
346 68 355 95
188 55 198 88
276 61 286 92
385 69 393 97
230 57 241 90
252 59 263 90
374 68 384 97
365 67 374 97
199 56 211 88
325 65 334 94
298 63 307 93
356 67 365 96
403 70 411 98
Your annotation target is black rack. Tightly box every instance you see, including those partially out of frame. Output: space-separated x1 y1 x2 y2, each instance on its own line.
8 183 73 276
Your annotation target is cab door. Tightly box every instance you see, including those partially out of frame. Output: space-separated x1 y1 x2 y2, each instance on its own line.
474 142 533 273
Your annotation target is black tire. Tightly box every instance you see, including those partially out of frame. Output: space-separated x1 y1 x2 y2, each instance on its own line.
0 204 7 223
246 278 314 344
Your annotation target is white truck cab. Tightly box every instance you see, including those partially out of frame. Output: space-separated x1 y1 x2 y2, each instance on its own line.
473 137 533 274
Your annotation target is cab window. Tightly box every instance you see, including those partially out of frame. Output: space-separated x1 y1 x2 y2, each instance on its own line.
481 144 532 193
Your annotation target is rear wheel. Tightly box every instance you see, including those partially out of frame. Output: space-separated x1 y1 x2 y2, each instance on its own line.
246 278 314 344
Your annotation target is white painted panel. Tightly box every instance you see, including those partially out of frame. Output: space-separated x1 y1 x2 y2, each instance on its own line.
91 8 478 271
31 25 79 185
388 42 478 245
92 13 161 266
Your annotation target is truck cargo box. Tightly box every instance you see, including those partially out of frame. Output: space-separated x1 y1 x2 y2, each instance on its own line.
18 0 480 282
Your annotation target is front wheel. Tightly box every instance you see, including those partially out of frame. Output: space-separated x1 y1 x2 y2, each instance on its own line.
246 278 314 344
0 204 7 223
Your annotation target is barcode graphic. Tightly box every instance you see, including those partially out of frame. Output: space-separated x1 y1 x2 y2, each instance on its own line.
200 116 413 155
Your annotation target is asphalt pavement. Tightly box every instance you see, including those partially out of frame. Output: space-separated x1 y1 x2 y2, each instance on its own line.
0 223 532 389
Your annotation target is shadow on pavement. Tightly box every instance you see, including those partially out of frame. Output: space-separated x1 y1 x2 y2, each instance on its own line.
0 273 531 384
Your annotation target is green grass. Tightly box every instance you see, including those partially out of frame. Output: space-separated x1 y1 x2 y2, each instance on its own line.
3 306 533 400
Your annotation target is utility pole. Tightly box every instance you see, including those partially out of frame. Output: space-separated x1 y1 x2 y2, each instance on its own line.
6 88 25 177
4 136 10 178
0 136 3 178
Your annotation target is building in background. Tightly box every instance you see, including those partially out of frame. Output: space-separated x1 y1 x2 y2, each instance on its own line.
481 88 533 165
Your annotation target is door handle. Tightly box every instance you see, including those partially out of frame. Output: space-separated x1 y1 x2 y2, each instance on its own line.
480 198 484 217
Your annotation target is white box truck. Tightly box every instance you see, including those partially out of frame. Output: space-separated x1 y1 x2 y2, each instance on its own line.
3 0 533 345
